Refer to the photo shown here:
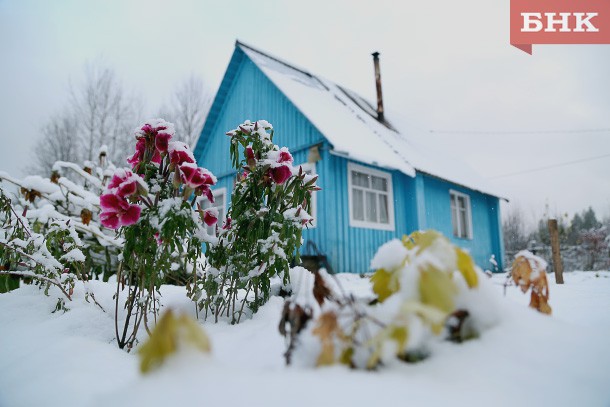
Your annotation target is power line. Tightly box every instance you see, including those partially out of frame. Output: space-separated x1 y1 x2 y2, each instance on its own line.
488 152 610 179
430 128 610 135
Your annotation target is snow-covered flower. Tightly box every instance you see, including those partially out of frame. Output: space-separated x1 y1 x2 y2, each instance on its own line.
277 147 293 164
246 146 256 168
179 163 216 189
270 165 292 184
222 217 232 230
203 207 218 227
107 168 147 198
155 132 173 154
99 193 141 229
127 139 162 168
168 141 195 167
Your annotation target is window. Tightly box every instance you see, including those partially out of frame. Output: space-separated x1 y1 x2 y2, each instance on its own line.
450 190 472 239
202 188 227 236
347 162 394 230
297 163 317 228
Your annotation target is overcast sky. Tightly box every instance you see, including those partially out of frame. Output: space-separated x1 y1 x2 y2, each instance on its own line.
1 0 609 227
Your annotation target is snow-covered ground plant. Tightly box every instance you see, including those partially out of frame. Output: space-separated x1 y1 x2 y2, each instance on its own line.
0 186 84 310
0 147 122 282
280 230 501 369
198 120 319 324
509 250 552 314
105 119 217 350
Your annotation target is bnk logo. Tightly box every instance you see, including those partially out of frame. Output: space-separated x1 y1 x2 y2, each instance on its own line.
510 0 610 54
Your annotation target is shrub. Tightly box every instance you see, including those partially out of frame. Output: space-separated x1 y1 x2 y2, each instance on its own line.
196 120 319 323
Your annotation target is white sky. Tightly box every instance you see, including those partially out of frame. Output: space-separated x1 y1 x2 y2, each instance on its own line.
1 0 609 227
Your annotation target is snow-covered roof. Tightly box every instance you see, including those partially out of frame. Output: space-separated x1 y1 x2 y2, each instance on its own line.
237 41 504 199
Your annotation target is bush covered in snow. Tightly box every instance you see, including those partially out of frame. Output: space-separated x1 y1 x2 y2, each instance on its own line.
280 230 502 368
0 147 121 283
196 120 319 324
107 119 217 350
0 186 84 310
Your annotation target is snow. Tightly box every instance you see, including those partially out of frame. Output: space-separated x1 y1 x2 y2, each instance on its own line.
238 42 504 199
1 272 609 407
369 238 408 270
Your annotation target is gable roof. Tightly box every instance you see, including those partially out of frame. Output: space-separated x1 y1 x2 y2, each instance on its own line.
197 41 504 199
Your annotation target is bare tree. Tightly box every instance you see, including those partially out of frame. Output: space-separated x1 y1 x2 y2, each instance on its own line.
161 74 212 148
69 62 142 165
31 112 80 175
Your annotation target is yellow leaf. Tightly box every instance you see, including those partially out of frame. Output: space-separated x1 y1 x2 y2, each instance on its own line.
388 326 409 354
419 267 456 314
339 347 354 366
400 301 448 335
370 268 400 303
455 248 478 288
138 309 211 374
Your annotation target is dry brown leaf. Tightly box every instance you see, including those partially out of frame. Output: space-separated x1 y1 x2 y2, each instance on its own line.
512 254 552 315
312 311 341 366
313 270 332 306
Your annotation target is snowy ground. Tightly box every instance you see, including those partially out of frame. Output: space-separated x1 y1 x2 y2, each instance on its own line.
1 271 609 407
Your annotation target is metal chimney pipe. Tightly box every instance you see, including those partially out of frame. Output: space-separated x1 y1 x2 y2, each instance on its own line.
371 51 384 122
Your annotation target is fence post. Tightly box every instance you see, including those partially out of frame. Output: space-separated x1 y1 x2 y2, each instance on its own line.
548 219 564 284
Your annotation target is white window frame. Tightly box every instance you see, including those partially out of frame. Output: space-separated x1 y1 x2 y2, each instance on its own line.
297 163 317 228
347 162 395 231
450 189 473 239
202 187 227 236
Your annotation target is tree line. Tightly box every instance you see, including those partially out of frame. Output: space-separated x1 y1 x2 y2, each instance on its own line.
503 205 610 270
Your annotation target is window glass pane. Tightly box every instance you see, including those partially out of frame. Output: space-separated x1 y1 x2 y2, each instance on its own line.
365 191 377 222
457 195 466 211
352 189 364 221
459 207 469 238
379 194 388 224
451 202 459 236
371 176 387 192
352 171 369 188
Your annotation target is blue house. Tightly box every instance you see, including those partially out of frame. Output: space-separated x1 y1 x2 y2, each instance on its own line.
194 41 506 273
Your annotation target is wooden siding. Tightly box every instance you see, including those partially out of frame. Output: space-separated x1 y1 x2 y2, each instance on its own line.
319 153 418 273
197 47 325 178
419 173 504 270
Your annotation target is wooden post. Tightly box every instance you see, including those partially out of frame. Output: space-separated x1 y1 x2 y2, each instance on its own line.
548 219 564 284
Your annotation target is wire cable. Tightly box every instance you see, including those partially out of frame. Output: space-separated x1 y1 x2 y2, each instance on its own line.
488 153 610 179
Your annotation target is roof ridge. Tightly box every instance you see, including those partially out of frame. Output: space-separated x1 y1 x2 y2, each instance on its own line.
236 40 314 80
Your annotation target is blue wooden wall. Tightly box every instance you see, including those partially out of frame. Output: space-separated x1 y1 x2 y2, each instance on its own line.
417 173 504 270
195 44 505 274
318 153 418 273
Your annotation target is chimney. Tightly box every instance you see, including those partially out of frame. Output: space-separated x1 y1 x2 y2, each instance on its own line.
371 51 384 122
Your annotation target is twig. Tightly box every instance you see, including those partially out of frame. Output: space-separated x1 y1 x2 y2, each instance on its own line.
0 270 72 301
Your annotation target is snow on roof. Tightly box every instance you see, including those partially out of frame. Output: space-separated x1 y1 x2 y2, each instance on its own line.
238 42 504 199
